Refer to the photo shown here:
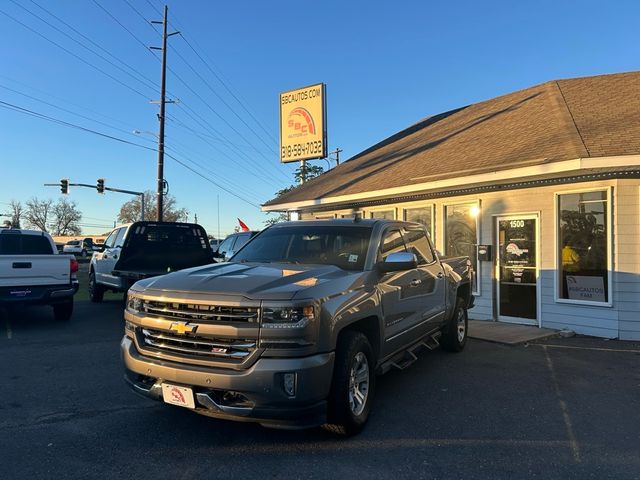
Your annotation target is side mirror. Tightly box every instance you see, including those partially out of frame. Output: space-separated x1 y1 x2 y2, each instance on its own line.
378 252 418 273
96 244 107 252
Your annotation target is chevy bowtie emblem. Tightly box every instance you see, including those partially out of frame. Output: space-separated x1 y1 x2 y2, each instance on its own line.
170 322 197 335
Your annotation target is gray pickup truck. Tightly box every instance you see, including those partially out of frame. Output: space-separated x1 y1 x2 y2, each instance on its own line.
122 219 473 435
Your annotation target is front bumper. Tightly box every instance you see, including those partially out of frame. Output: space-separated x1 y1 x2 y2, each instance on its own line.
121 336 334 429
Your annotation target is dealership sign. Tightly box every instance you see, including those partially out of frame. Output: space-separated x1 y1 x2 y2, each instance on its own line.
279 83 327 163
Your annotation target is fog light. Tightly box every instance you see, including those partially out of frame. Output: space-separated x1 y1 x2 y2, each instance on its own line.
283 372 297 397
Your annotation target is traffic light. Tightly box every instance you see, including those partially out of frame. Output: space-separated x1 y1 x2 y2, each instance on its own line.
60 179 69 195
96 178 105 194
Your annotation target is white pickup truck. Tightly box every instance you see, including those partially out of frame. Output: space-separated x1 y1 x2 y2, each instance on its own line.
0 228 78 321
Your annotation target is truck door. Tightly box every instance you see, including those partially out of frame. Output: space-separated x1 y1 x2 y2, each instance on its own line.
94 227 125 287
377 227 435 356
401 226 447 327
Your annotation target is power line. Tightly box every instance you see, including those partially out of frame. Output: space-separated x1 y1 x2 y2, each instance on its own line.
0 100 157 150
177 32 278 147
0 100 263 209
117 0 290 185
165 152 260 208
27 0 161 93
0 6 151 100
0 84 156 144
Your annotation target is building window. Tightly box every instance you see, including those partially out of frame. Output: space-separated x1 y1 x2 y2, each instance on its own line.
557 190 609 304
445 203 479 293
404 206 434 240
370 209 395 220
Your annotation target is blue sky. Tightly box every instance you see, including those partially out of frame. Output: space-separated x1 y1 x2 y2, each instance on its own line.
1 0 639 238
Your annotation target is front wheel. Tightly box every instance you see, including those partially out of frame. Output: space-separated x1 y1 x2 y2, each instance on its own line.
53 299 73 321
441 298 468 352
323 331 375 436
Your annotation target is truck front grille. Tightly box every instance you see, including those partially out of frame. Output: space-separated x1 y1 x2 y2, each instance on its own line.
138 328 256 361
141 300 258 323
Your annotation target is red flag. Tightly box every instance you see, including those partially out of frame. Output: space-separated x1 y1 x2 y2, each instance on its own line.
237 218 250 232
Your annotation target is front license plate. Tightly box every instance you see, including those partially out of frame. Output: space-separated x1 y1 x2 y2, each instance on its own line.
161 383 195 409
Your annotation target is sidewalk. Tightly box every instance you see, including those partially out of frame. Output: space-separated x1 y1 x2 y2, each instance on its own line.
468 319 558 345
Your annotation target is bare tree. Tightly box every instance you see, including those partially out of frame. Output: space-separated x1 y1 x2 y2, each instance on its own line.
24 198 54 231
118 191 188 223
51 198 82 236
9 200 22 229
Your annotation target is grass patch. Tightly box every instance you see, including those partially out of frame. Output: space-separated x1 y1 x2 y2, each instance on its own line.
75 263 123 302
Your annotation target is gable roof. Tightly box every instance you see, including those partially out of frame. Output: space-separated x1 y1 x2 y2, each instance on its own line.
264 71 640 209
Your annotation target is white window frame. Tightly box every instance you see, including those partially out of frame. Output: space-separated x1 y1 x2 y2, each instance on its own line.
443 200 481 296
554 186 613 307
368 206 396 220
403 204 435 242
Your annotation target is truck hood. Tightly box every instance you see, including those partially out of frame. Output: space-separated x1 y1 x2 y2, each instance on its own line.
133 262 364 301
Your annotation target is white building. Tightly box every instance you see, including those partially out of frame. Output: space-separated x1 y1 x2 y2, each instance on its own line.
263 72 640 340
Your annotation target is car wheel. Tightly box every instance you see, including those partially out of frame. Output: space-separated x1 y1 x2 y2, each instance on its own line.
89 271 104 303
441 297 468 352
323 331 375 436
53 299 73 321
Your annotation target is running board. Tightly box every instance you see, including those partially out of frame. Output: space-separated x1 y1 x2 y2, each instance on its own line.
381 330 442 373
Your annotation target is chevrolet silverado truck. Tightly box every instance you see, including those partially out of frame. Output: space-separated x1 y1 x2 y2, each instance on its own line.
0 228 78 321
89 221 213 302
122 219 473 435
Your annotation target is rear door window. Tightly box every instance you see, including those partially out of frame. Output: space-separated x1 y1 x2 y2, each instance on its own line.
402 228 435 264
0 234 53 254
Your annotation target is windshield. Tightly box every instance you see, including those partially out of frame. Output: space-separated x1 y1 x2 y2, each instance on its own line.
232 225 372 271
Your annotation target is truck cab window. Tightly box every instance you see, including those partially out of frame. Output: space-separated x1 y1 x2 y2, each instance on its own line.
379 229 406 261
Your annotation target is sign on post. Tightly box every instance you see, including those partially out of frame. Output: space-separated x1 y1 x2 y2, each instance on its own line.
279 83 327 163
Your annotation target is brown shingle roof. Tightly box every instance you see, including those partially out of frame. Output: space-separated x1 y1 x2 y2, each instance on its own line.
264 71 640 208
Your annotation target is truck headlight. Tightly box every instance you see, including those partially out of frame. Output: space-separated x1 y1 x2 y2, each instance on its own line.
126 293 144 313
261 305 314 329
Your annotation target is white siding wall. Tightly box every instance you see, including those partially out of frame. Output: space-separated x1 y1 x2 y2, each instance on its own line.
298 178 640 339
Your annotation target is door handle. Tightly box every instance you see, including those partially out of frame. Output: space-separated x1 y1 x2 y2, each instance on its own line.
410 279 422 287
437 272 444 278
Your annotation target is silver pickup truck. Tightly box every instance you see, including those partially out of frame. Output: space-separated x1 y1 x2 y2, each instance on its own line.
122 219 473 435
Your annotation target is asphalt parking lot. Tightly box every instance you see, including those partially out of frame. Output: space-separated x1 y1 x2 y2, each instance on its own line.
1 299 639 480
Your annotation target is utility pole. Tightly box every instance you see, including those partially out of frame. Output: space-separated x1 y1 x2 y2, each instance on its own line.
330 148 343 166
150 5 179 222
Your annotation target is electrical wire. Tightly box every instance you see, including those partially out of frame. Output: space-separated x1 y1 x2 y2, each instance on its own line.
0 100 264 209
0 6 151 100
27 0 161 93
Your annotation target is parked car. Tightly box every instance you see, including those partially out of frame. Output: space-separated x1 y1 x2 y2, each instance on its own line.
212 230 259 262
62 238 96 257
89 221 214 302
122 219 473 435
0 228 78 321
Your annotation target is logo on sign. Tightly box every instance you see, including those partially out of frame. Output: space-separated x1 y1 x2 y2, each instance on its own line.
170 387 186 403
287 107 316 136
506 243 528 257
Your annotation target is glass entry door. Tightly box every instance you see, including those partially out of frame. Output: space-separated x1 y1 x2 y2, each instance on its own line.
496 215 539 325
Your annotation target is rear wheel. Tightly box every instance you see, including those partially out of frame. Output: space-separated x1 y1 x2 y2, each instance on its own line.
89 271 104 303
323 331 375 436
441 298 468 352
53 299 73 321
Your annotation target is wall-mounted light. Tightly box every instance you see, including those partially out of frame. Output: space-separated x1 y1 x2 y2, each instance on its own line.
470 205 481 218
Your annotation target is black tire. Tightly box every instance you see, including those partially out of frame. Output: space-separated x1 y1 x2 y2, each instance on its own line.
88 270 104 303
323 331 375 436
53 299 73 321
441 297 468 352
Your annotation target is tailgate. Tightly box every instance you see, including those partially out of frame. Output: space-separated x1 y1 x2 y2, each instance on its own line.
0 255 71 288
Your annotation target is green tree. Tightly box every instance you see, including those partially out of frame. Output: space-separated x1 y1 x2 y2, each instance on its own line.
264 164 324 226
118 191 188 223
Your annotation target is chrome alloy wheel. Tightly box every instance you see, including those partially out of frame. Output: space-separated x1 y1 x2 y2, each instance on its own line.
348 352 370 416
456 308 466 343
